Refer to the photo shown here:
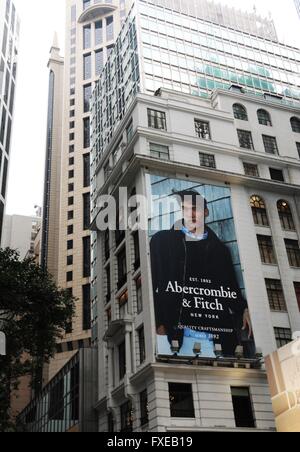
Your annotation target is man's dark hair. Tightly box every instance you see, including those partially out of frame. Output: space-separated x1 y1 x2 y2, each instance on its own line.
173 189 208 210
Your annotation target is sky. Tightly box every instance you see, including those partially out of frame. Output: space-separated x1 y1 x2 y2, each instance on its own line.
5 0 300 216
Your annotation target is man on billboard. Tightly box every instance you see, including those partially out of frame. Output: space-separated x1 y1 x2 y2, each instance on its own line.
150 189 254 358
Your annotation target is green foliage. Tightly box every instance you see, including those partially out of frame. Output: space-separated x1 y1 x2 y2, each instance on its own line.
0 248 75 431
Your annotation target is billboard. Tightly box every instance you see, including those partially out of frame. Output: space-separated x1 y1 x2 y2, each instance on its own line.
265 340 300 433
148 174 256 359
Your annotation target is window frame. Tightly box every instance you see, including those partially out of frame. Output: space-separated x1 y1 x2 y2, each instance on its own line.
237 129 254 150
233 103 248 121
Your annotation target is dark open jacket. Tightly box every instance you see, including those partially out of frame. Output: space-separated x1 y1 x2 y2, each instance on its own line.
150 225 248 355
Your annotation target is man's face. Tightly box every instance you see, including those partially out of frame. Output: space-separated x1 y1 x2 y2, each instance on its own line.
182 199 209 232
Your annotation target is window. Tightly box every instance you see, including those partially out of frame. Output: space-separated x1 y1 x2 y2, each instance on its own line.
169 383 195 418
82 284 91 330
257 109 272 126
68 183 74 192
83 84 92 113
140 390 149 427
285 239 300 268
83 236 91 278
67 240 73 250
231 388 255 428
69 144 74 153
69 170 74 179
274 328 292 349
270 168 284 182
138 326 146 365
136 277 143 314
115 213 125 246
83 53 91 80
83 193 90 230
297 143 300 158
83 24 91 49
67 271 73 282
69 157 74 166
277 200 295 231
95 20 103 46
66 319 73 335
1 158 8 199
147 109 166 130
150 143 169 160
104 229 110 261
133 232 140 271
106 16 114 41
257 235 277 265
117 248 127 290
250 196 269 226
291 117 300 133
83 117 90 148
119 341 126 381
68 211 74 221
95 49 104 76
68 196 74 206
67 255 73 266
199 152 216 168
49 379 64 421
107 413 114 433
119 290 128 318
237 130 254 150
265 279 287 312
120 401 133 433
83 0 90 11
126 120 133 143
263 135 278 154
294 282 300 311
233 104 248 121
244 163 259 177
105 266 111 304
68 225 74 235
195 119 211 140
83 153 90 188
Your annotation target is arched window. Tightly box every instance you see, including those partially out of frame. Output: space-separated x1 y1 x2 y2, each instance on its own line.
257 109 272 126
291 117 300 133
250 195 269 226
233 104 248 121
277 200 295 231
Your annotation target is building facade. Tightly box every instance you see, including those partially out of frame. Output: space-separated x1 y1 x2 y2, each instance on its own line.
18 348 98 433
91 0 300 164
41 34 64 278
43 0 134 382
2 214 41 260
0 0 19 244
91 0 300 432
93 86 300 433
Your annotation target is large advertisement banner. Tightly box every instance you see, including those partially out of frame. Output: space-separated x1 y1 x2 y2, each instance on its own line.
265 340 300 433
148 174 256 359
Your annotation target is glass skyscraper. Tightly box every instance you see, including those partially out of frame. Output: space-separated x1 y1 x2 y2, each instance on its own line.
91 0 300 167
0 0 19 244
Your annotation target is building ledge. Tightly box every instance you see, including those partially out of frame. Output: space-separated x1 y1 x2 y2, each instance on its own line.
103 318 132 341
78 4 117 23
